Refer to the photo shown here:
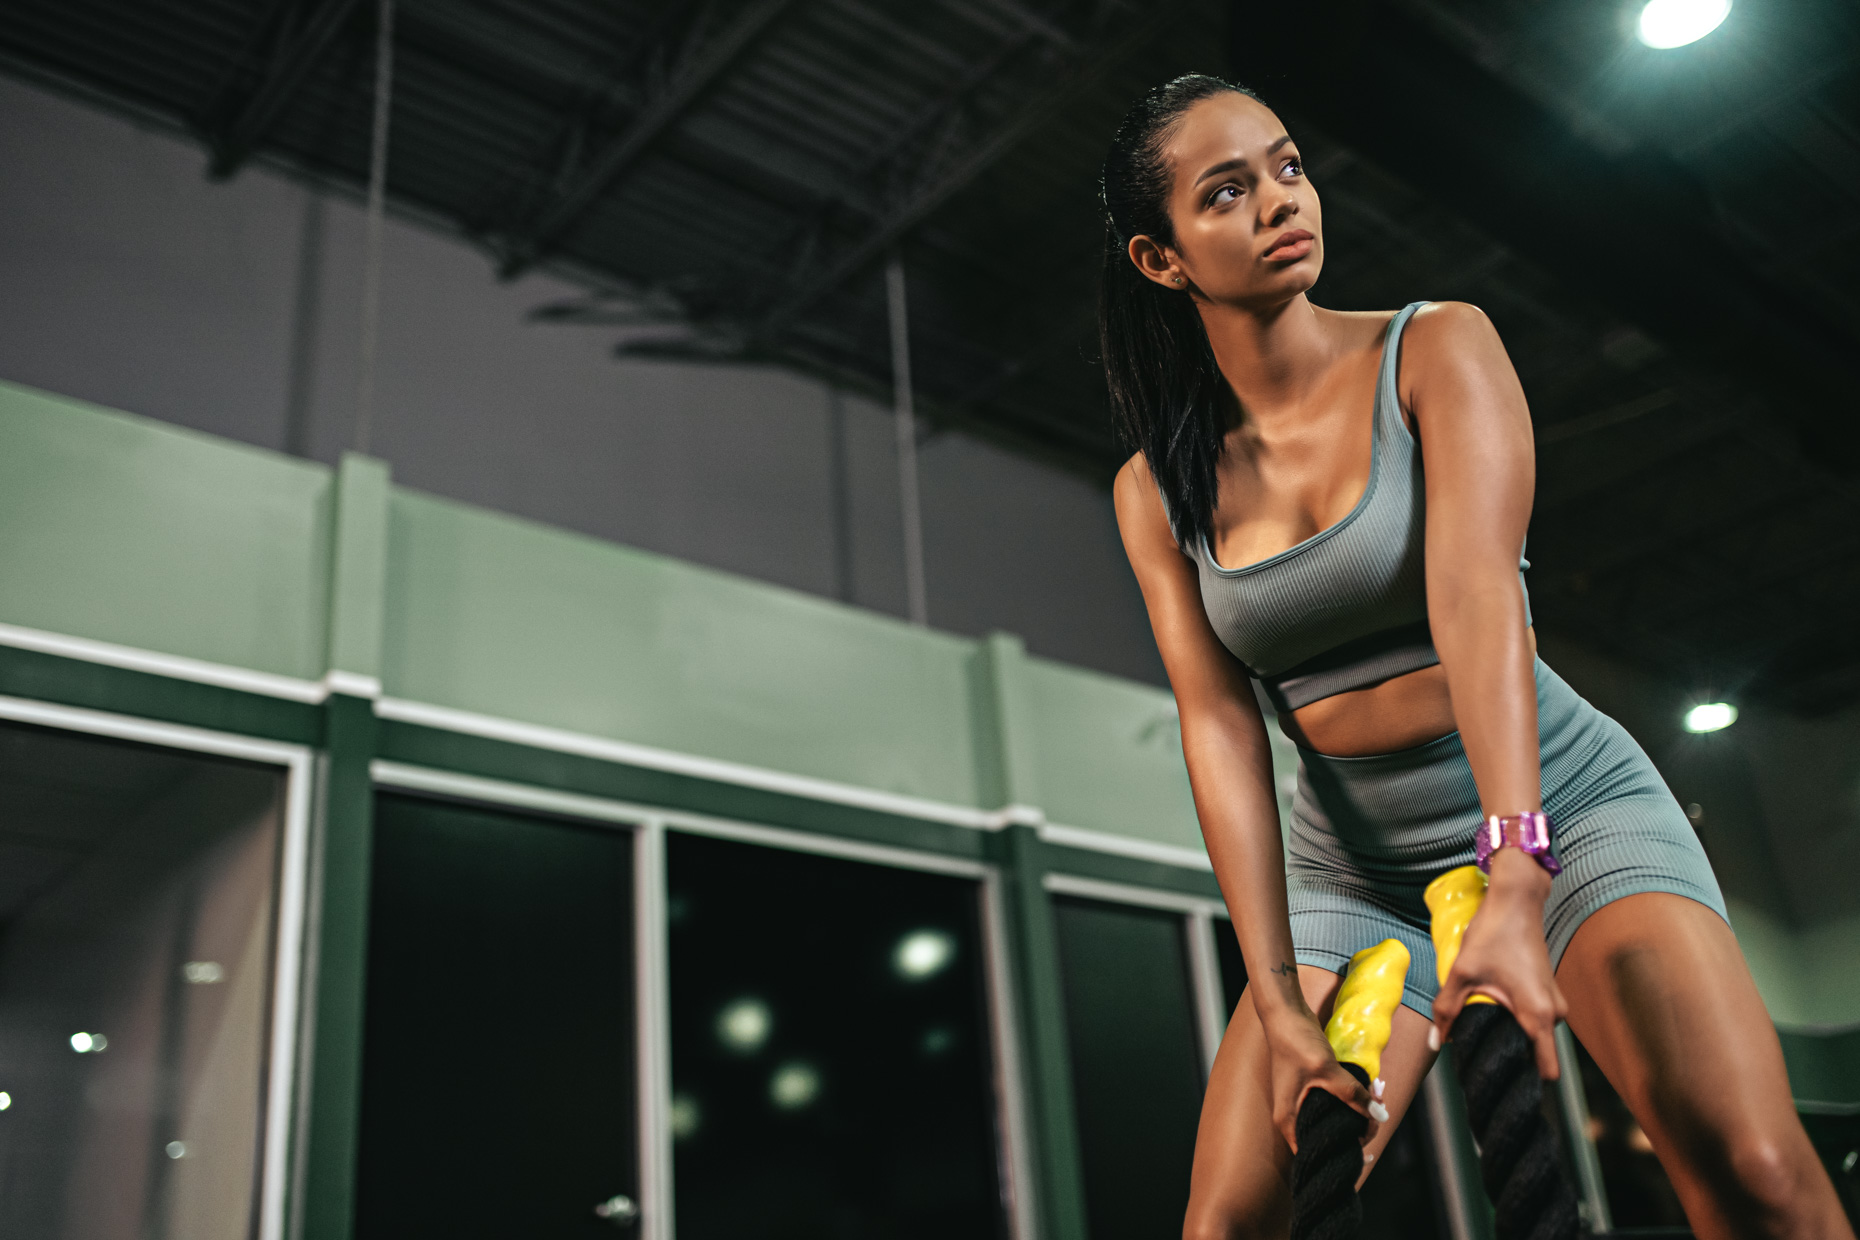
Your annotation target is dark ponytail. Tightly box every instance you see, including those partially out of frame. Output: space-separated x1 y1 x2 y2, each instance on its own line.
1099 74 1257 550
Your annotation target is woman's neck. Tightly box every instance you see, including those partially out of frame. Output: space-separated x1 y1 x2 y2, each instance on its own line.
1197 293 1337 424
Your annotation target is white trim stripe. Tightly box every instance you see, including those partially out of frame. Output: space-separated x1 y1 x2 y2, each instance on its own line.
375 696 1005 831
1038 821 1212 871
0 622 327 702
0 618 1218 875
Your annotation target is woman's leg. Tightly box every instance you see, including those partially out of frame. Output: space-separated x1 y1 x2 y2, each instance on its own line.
1559 893 1854 1240
1182 964 1439 1240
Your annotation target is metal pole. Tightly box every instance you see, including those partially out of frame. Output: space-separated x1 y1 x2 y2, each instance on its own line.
354 0 395 456
1555 1024 1614 1233
885 252 929 627
1423 1051 1496 1240
1184 910 1228 1078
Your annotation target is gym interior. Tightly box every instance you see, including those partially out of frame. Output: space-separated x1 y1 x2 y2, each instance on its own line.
0 1 1855 1237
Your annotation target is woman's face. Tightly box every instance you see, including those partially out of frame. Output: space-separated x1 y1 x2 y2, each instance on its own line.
1129 92 1323 307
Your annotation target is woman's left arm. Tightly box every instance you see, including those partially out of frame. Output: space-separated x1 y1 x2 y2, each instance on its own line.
1406 301 1568 1079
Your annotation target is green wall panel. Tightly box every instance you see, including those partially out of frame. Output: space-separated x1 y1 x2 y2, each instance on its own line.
0 381 332 679
382 489 987 806
1022 655 1202 851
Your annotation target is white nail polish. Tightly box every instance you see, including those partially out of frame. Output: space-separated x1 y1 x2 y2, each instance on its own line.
1427 1025 1441 1051
1363 1151 1376 1164
1368 1101 1390 1123
1372 1077 1387 1099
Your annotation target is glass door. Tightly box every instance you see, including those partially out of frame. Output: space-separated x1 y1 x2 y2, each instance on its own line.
354 793 638 1237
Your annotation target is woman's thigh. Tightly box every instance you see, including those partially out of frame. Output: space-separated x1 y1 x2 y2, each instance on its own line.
1183 964 1438 1240
1558 892 1852 1240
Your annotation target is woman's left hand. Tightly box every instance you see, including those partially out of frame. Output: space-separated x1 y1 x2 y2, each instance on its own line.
1431 850 1567 1079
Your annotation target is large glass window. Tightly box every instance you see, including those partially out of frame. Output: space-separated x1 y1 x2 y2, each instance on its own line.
355 794 637 1237
665 831 1006 1239
1054 895 1205 1239
0 720 289 1240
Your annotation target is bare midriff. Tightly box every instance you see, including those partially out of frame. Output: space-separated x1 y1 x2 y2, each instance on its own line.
1277 627 1536 757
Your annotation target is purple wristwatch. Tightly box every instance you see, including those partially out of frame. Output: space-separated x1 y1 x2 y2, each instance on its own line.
1475 811 1562 876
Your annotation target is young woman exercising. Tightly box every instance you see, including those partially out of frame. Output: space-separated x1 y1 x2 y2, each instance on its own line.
1100 75 1853 1240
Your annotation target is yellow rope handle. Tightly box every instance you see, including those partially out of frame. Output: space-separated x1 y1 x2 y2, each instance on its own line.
1324 938 1411 1082
1424 864 1496 1006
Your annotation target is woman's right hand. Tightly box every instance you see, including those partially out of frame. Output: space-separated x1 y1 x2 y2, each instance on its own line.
1263 1007 1381 1153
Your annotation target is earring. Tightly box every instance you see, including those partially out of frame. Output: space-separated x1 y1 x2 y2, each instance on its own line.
1174 276 1185 285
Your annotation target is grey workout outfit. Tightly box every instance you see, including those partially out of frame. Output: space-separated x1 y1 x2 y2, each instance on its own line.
1176 302 1726 1016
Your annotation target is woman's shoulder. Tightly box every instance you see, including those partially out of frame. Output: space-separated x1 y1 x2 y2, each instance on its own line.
1113 452 1180 555
1401 301 1500 352
1114 451 1161 515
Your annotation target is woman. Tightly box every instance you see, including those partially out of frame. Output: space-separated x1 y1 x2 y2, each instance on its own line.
1101 75 1852 1240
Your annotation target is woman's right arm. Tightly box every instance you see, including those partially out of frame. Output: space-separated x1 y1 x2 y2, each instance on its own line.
1112 456 1374 1147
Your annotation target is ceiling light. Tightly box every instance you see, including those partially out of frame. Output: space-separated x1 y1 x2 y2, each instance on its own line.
70 1032 107 1054
1638 0 1731 49
1683 702 1737 733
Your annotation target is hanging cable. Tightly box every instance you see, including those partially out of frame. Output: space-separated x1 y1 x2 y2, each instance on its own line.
354 0 395 456
886 251 929 627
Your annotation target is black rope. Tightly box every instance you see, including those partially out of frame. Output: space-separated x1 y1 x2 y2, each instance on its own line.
1452 1004 1580 1240
1291 1062 1370 1240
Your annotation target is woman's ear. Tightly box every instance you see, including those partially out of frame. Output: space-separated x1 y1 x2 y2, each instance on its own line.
1127 235 1185 290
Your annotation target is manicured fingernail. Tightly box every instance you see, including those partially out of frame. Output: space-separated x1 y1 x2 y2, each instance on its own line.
1372 1077 1387 1099
1368 1101 1390 1123
1427 1025 1441 1051
1363 1150 1376 1165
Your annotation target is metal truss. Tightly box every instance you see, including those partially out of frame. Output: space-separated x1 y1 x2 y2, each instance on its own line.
496 0 803 279
200 0 369 179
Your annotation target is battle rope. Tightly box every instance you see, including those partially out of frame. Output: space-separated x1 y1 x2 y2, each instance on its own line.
1426 866 1580 1240
1291 939 1410 1240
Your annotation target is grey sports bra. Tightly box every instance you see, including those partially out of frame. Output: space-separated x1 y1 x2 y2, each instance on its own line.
1177 302 1530 713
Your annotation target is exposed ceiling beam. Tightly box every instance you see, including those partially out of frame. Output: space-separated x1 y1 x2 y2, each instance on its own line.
751 4 1167 340
203 0 368 179
498 0 802 279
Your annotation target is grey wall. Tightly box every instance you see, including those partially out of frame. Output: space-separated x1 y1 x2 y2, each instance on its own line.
0 74 1164 686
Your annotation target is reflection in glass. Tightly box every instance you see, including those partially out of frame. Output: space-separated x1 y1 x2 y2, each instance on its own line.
0 720 286 1240
667 832 1005 1239
893 928 957 980
716 996 773 1053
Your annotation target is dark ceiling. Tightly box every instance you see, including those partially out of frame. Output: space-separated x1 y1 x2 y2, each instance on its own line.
3 0 1858 709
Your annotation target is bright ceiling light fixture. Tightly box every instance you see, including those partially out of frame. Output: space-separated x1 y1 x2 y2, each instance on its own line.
1683 702 1738 733
1638 0 1731 48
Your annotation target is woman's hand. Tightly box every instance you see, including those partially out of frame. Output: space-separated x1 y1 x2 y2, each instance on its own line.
1262 1006 1383 1153
1431 850 1567 1078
